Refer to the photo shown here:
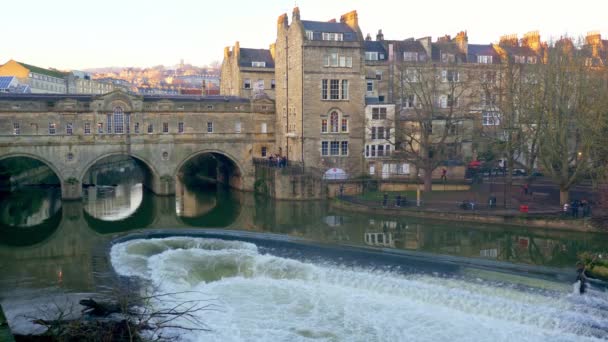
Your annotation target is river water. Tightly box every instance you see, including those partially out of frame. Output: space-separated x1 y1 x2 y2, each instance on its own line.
1 176 607 341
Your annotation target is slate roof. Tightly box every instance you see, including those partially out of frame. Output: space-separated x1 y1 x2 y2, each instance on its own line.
364 41 386 55
16 61 67 79
301 20 357 41
0 93 251 103
238 48 275 68
467 44 500 63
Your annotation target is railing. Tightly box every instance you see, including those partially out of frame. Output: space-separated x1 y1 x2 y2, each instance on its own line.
253 158 323 177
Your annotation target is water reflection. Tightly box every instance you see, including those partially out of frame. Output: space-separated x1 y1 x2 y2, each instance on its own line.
83 183 143 221
0 188 61 227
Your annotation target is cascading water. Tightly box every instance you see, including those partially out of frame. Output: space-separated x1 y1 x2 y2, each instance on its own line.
110 237 608 342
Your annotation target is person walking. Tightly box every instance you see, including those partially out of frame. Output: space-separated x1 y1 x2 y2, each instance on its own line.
441 168 447 182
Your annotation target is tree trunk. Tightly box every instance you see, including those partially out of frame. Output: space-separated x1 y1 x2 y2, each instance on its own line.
423 172 432 192
560 188 570 206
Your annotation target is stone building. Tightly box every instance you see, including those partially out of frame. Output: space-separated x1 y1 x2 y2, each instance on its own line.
274 8 367 178
220 42 276 99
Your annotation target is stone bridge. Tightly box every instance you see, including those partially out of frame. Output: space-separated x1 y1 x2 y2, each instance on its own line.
0 90 275 199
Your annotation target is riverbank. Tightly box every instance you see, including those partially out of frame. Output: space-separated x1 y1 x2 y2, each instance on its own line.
332 198 601 232
0 303 14 342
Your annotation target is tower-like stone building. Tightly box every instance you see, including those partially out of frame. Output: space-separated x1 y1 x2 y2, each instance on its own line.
274 8 366 176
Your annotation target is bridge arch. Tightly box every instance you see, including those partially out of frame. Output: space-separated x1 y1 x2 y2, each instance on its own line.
175 149 245 190
78 152 162 194
0 152 63 182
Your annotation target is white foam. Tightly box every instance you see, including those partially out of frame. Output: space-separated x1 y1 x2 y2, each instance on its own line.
111 238 608 342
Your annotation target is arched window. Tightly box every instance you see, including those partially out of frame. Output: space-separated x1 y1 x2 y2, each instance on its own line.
113 106 124 134
330 111 339 133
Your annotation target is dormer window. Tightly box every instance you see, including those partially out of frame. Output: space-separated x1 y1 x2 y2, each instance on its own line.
251 61 266 67
365 52 379 61
322 32 343 41
514 55 526 64
306 30 314 40
477 55 493 64
403 52 418 62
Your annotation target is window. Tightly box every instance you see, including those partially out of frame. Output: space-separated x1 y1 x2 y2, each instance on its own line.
322 79 349 100
13 122 20 135
365 51 379 61
367 80 374 92
125 114 130 133
330 141 340 155
514 55 526 64
371 145 376 157
341 80 349 99
271 79 275 89
330 80 340 100
178 122 184 133
372 107 387 120
306 30 314 40
84 122 91 135
321 141 329 156
375 71 382 80
97 122 103 134
448 94 458 107
322 32 343 41
481 71 496 83
377 145 384 157
527 56 537 64
251 61 266 67
112 107 124 134
341 141 348 155
207 122 213 133
243 79 251 89
403 94 415 108
477 55 493 64
441 53 455 63
405 68 419 82
147 123 154 133
321 119 328 133
163 122 169 133
483 111 501 126
235 121 241 133
341 118 348 132
371 127 377 139
66 122 73 135
48 122 56 135
261 146 267 157
403 52 418 62
106 114 112 133
330 112 339 133
378 127 386 140
481 92 497 106
261 122 267 133
442 70 459 82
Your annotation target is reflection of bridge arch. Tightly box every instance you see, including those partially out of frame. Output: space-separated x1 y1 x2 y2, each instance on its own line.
0 207 62 247
79 152 161 190
176 150 244 190
83 189 156 234
177 190 241 228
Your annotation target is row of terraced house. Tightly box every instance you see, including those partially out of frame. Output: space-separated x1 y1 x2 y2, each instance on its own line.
220 7 608 181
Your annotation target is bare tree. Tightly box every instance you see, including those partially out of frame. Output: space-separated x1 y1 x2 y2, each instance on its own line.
536 38 607 205
394 60 476 191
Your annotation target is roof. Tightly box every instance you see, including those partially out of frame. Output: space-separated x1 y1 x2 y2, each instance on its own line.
16 61 67 79
502 45 538 57
0 93 251 103
395 40 428 54
301 20 358 41
238 48 275 68
301 20 355 34
467 44 500 63
364 41 386 54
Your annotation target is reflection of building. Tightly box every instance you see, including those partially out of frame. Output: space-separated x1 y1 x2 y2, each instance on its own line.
83 183 142 221
175 181 217 217
364 232 395 248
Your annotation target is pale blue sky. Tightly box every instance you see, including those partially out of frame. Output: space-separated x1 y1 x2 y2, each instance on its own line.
3 0 607 70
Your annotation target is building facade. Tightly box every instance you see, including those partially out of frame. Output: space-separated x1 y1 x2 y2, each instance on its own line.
220 42 276 99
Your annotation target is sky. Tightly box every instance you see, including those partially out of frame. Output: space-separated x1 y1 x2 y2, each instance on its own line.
3 0 607 70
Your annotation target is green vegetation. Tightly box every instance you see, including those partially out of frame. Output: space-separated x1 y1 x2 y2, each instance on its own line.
578 252 608 281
